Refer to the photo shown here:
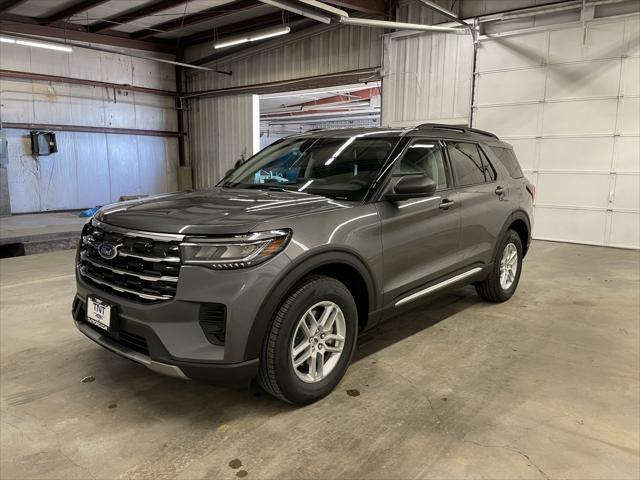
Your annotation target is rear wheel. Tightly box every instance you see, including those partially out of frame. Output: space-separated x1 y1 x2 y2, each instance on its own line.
258 275 358 404
475 229 523 302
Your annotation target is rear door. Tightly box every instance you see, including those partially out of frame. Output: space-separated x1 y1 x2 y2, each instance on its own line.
445 141 513 265
377 138 463 306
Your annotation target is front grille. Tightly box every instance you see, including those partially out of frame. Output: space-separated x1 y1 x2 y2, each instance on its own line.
78 219 183 303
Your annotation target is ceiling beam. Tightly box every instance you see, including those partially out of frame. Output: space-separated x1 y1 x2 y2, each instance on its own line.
41 0 112 25
320 0 386 16
89 0 188 33
131 0 261 40
0 14 176 53
0 0 28 15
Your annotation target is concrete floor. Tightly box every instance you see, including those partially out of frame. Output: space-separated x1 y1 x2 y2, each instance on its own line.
1 241 638 480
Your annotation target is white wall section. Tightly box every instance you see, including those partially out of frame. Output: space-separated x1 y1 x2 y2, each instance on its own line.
0 41 179 213
474 14 640 249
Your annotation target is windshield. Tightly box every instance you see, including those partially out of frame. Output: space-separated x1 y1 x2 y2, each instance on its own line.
219 135 399 201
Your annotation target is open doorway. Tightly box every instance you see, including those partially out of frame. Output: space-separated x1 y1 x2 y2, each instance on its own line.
259 82 381 149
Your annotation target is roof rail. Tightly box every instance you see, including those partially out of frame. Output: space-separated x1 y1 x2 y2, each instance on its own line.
413 123 498 139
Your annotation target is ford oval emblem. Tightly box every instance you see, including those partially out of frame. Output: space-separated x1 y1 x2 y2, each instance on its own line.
98 243 118 260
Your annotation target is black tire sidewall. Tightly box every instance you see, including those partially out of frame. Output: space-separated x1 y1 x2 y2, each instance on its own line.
273 278 358 404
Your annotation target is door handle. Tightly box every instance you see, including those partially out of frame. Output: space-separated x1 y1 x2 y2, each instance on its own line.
439 199 455 210
495 186 505 196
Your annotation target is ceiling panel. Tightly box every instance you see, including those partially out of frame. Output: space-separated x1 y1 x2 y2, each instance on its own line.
67 0 155 26
106 0 236 33
10 0 84 17
152 5 278 39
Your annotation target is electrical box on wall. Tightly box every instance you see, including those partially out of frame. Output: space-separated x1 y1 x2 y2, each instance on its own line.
30 131 57 156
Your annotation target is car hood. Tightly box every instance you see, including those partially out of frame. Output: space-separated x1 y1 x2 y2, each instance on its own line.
95 188 350 235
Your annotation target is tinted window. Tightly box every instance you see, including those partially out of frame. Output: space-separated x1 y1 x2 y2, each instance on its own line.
221 136 398 201
478 147 497 182
396 141 448 190
490 146 524 178
447 142 486 186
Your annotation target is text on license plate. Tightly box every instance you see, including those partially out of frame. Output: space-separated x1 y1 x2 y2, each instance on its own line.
87 297 111 331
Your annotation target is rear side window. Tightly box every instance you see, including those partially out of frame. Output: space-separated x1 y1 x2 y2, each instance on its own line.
447 142 494 186
490 146 524 179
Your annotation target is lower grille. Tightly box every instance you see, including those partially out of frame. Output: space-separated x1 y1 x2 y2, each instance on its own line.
78 219 183 303
77 302 150 356
118 331 149 355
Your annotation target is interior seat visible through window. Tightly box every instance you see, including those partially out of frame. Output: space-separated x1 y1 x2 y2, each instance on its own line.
396 141 448 191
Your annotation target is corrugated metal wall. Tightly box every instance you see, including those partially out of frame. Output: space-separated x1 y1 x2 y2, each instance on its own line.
184 24 382 85
0 41 179 213
184 24 382 188
189 92 259 188
381 1 474 127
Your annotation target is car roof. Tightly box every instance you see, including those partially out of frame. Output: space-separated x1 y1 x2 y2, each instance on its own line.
288 124 508 147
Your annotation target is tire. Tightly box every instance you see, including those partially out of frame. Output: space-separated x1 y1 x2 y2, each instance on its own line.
475 229 523 303
258 275 358 404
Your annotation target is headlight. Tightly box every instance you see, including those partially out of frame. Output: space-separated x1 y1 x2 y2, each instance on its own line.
180 230 291 269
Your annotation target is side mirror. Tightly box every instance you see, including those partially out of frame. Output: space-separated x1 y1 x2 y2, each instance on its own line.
386 175 437 202
224 158 246 179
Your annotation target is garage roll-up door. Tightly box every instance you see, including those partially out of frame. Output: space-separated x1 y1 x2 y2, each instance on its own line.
474 15 640 249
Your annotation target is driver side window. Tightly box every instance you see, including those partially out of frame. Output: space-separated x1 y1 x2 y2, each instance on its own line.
395 140 448 191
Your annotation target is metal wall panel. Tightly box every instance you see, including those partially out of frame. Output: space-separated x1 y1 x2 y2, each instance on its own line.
185 24 382 188
185 24 382 89
190 93 258 189
0 41 179 213
474 14 640 249
380 31 473 127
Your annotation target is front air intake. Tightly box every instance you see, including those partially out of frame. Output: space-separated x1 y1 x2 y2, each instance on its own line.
199 304 227 345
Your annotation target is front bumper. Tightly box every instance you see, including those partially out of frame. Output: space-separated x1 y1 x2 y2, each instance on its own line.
73 299 260 383
73 252 292 383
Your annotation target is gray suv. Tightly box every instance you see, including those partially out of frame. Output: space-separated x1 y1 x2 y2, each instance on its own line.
72 124 534 404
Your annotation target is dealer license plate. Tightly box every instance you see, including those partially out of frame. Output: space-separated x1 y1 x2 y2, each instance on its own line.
87 296 111 331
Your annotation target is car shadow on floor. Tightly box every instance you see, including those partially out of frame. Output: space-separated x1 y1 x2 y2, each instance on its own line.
81 286 481 419
353 286 479 362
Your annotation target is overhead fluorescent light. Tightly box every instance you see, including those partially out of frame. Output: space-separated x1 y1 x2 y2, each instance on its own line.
0 36 16 44
215 26 291 49
249 26 290 42
214 37 250 49
15 39 72 52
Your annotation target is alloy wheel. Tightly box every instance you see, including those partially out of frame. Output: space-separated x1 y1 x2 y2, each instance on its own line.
290 301 346 383
500 242 518 290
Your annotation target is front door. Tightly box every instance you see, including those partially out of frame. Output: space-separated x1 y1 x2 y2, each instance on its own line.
376 138 463 307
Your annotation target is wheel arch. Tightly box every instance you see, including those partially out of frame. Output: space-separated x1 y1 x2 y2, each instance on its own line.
243 248 379 360
498 210 532 259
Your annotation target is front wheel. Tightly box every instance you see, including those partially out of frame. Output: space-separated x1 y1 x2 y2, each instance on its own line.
475 229 523 302
258 275 358 404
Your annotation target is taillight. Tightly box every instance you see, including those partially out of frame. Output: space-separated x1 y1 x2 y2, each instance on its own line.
526 183 536 200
